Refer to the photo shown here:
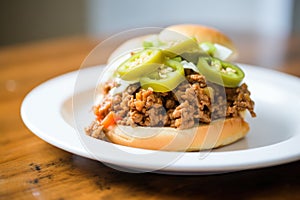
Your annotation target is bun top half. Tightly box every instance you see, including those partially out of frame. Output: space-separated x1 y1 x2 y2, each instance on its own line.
108 24 237 63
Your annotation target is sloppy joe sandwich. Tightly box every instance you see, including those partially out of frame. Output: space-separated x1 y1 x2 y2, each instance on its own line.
85 24 256 151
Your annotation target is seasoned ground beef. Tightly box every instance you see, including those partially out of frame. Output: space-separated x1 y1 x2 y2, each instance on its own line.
85 120 106 139
86 69 256 136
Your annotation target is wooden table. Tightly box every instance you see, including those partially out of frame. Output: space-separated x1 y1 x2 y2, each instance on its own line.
1 34 300 199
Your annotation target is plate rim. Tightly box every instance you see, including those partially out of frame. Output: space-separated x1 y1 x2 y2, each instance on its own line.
21 64 300 174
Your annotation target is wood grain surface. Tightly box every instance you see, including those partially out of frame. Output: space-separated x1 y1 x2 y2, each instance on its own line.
1 34 300 200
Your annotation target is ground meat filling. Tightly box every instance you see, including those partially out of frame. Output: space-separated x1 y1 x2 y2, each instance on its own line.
86 69 256 136
85 120 106 139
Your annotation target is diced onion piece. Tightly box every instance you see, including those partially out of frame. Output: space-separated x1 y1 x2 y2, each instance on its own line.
181 60 200 73
109 78 138 96
213 44 233 60
200 43 233 61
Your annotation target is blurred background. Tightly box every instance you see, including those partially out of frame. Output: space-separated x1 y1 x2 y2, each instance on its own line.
0 0 299 67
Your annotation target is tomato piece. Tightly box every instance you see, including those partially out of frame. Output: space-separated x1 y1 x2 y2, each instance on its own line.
140 59 185 92
117 49 164 81
197 57 245 88
101 112 117 129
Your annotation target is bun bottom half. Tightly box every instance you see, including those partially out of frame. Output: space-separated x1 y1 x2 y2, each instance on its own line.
105 117 249 151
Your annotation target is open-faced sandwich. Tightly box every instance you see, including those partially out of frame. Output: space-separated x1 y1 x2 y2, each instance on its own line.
85 24 256 151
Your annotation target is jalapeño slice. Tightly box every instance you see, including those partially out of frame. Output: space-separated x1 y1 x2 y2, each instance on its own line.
140 59 185 92
197 57 245 88
162 37 200 58
117 49 164 81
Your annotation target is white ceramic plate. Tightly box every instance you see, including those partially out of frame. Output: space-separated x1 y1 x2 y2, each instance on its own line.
21 64 300 175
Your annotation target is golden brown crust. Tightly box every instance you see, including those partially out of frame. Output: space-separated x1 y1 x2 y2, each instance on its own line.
105 117 249 151
161 24 238 60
